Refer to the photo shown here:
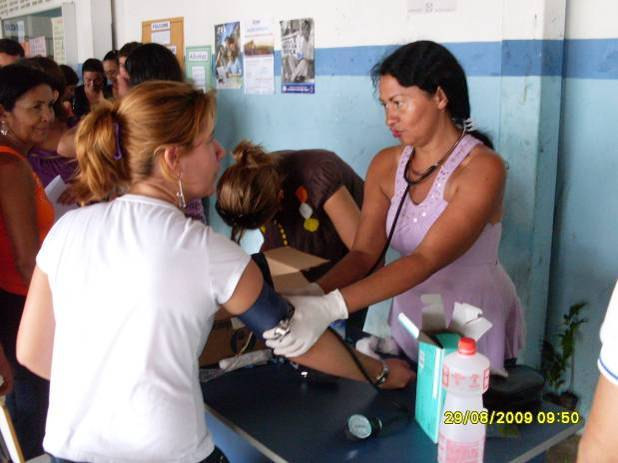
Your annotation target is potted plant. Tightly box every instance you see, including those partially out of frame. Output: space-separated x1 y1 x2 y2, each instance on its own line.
541 301 588 410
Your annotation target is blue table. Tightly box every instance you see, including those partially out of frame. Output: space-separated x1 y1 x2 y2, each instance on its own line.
202 363 582 462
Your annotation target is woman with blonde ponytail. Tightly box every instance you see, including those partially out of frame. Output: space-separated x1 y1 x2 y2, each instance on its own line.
16 81 413 463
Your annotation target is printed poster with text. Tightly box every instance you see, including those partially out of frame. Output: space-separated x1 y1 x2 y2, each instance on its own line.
51 17 65 64
280 18 315 94
185 46 213 91
242 19 275 95
214 22 242 89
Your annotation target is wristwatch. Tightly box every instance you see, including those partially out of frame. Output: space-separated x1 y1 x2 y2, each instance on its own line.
374 359 390 387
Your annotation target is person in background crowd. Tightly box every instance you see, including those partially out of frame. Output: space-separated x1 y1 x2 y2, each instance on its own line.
57 44 205 221
59 64 79 119
21 57 78 187
577 280 618 463
216 140 367 340
117 41 141 98
0 38 24 67
264 41 524 373
0 64 56 459
72 58 111 119
103 50 120 99
16 81 413 463
125 43 184 86
124 42 205 222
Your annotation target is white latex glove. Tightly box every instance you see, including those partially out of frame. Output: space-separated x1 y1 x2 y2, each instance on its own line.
263 289 349 357
280 282 325 297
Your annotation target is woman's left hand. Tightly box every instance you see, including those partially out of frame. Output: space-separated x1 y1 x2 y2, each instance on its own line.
381 358 415 389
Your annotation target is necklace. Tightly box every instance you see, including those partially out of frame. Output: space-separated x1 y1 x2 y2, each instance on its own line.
403 129 466 186
273 219 289 246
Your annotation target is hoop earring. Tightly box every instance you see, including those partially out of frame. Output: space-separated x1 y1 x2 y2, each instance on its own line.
176 174 187 209
0 121 8 137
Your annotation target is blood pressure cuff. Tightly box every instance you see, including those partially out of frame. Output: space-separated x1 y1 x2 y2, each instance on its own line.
238 281 293 340
237 253 292 340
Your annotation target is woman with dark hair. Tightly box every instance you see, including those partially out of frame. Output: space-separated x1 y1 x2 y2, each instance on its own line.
20 57 78 187
266 41 524 373
103 50 120 98
0 38 24 66
125 43 184 87
0 63 56 459
73 58 112 118
59 64 79 118
117 41 142 98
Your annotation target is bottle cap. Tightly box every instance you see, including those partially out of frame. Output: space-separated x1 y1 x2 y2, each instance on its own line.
458 337 476 355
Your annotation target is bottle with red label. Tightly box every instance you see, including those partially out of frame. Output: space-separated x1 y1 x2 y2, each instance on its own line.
438 337 490 463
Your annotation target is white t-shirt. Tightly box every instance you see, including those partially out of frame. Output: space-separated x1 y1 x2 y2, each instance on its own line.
599 280 618 385
37 194 250 463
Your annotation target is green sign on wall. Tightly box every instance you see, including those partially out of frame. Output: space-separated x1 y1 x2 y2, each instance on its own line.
185 45 213 91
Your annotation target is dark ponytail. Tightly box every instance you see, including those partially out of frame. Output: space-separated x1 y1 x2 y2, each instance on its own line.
371 41 493 149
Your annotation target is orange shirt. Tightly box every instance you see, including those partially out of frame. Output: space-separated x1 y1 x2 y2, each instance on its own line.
0 146 55 295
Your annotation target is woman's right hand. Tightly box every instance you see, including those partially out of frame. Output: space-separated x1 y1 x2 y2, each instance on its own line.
264 290 349 357
381 358 416 389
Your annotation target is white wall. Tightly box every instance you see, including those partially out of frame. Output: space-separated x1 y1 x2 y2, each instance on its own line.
0 0 112 64
114 0 507 51
74 0 112 62
565 0 618 39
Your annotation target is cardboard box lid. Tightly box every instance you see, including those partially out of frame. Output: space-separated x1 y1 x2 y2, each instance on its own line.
263 246 328 276
397 295 492 347
263 246 329 292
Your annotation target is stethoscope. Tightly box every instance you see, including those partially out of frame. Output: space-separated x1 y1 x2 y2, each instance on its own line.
369 129 467 273
343 129 468 441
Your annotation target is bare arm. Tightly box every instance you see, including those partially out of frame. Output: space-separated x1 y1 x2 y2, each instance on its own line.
288 329 413 388
332 147 506 312
0 157 40 286
323 185 361 250
57 124 79 158
16 267 55 379
578 376 618 462
318 148 395 292
222 260 413 388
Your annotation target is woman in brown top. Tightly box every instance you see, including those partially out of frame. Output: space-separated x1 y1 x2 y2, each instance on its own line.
216 140 367 338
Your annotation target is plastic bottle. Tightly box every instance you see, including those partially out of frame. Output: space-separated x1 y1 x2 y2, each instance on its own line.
437 337 490 463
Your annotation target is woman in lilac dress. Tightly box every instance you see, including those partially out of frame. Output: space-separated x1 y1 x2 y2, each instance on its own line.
265 41 524 372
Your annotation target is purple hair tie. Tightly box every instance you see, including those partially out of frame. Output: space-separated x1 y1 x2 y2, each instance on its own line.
113 122 123 160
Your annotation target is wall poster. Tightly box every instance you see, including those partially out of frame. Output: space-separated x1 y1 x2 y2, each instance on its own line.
280 18 314 94
214 21 242 90
242 19 274 95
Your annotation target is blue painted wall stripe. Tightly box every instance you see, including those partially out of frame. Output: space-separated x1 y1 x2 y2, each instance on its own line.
501 40 565 77
270 39 618 79
564 39 618 79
